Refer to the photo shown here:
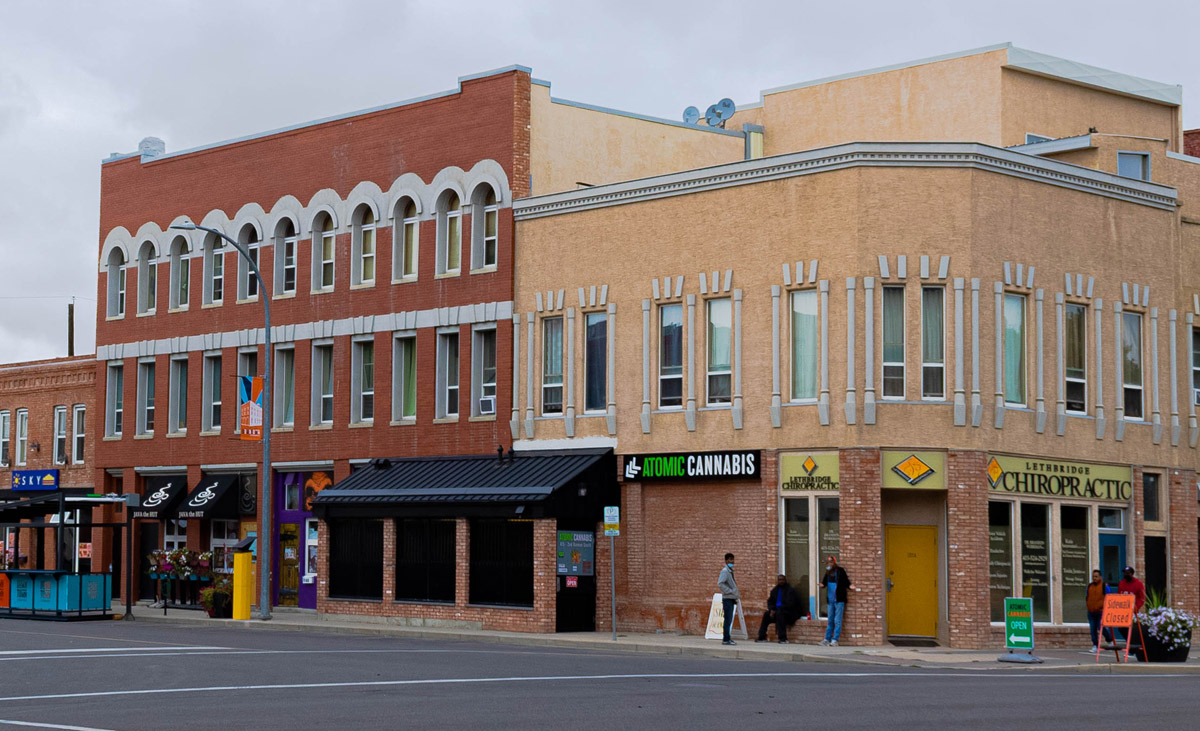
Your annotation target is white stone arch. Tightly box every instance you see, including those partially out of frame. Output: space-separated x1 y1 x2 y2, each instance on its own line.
168 216 201 256
231 203 266 243
132 222 165 259
269 195 304 239
429 167 467 211
99 227 132 272
386 172 427 221
344 181 384 226
463 159 512 208
198 209 234 239
303 189 344 235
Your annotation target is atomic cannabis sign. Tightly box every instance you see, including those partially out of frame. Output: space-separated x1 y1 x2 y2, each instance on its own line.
986 456 1132 502
623 451 759 482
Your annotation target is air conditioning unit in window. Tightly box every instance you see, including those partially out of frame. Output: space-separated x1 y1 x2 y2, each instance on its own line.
1194 389 1200 407
478 397 496 415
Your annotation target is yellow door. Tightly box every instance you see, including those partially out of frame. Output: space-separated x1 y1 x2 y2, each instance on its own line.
885 525 938 637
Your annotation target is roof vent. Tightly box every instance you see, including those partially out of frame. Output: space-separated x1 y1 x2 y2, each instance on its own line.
138 137 166 159
370 457 391 470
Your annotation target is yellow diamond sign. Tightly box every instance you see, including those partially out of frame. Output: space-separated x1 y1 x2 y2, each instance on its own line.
893 455 934 485
986 458 1004 487
802 456 817 475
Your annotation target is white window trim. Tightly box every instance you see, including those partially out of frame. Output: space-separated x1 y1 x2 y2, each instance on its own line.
541 316 564 415
274 345 296 428
1116 150 1151 181
15 409 28 466
350 337 376 424
205 238 225 305
237 231 260 302
137 359 155 436
52 405 67 465
392 200 419 283
436 329 460 419
352 208 377 287
583 311 608 414
1064 303 1088 415
273 220 298 297
202 353 222 433
168 356 189 434
137 243 157 315
71 405 85 465
106 362 124 438
705 297 732 407
920 285 946 401
789 289 819 403
881 285 906 400
1192 327 1200 408
391 332 417 423
169 238 190 310
1003 292 1028 407
311 217 337 292
471 325 498 418
311 341 335 426
470 187 499 272
658 303 685 410
1122 311 1145 421
0 410 11 467
107 251 127 318
436 194 462 277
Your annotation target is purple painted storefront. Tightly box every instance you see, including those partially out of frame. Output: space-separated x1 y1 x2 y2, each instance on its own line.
273 472 330 609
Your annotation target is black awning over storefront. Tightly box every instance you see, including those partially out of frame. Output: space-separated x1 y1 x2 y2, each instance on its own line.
177 475 240 520
312 449 618 520
131 476 187 519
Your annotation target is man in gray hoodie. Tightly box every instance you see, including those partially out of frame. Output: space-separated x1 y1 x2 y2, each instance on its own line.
718 552 740 645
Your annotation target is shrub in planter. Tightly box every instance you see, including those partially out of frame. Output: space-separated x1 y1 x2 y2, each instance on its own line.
1132 606 1197 663
199 577 233 619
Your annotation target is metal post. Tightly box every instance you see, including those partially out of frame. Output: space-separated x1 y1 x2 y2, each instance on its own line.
171 223 272 620
610 534 616 642
124 509 133 620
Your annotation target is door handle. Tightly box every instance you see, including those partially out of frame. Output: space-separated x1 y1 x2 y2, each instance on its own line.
886 577 894 592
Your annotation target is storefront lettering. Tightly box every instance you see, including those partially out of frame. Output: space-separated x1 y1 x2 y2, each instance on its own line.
625 451 759 481
986 456 1132 502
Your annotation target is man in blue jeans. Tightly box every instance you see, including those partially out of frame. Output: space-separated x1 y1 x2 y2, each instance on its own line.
819 555 850 646
717 552 740 645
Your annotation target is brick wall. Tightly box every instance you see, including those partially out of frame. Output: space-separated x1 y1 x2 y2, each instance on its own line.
0 356 95 490
1168 468 1199 614
1132 466 1146 578
946 450 990 648
1185 129 1200 159
839 448 884 645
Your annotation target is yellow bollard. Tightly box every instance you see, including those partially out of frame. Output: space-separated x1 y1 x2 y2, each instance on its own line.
232 551 252 620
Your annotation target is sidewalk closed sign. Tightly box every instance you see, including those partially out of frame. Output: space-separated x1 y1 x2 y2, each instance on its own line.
1004 597 1034 650
604 506 620 537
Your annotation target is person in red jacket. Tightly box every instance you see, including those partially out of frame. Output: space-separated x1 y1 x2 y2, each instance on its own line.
1118 566 1146 612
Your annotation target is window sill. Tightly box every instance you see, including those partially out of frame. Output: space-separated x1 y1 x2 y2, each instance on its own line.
271 426 294 433
782 400 818 407
1065 411 1094 420
467 603 534 612
201 302 222 309
390 418 417 426
309 423 333 431
873 400 951 407
536 414 564 420
136 310 155 318
1003 404 1033 412
350 282 376 291
165 431 187 438
200 430 221 437
105 315 124 322
469 415 497 422
392 598 455 606
434 272 461 280
103 435 121 442
391 277 418 285
235 297 259 305
273 291 298 301
651 408 685 415
700 404 732 411
1123 417 1150 425
327 597 383 604
310 288 335 296
578 412 608 419
469 266 498 275
133 434 153 440
347 421 374 429
433 416 460 424
168 306 189 314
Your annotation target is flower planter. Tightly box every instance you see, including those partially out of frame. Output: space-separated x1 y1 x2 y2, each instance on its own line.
1134 632 1192 663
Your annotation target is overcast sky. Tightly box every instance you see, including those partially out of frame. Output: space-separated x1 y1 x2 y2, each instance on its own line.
1 0 1196 365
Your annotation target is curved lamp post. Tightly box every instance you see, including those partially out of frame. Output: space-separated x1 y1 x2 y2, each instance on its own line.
171 222 272 621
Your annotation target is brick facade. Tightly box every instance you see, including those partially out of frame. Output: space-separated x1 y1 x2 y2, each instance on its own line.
946 450 990 649
838 448 884 645
1168 468 1198 612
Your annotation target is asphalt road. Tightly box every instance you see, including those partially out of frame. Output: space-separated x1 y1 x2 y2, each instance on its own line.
0 620 1193 730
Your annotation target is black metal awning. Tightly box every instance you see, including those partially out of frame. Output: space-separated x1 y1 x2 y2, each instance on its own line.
131 476 188 519
177 475 239 520
312 449 618 520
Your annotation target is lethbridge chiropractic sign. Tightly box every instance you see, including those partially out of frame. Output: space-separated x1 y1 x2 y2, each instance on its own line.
986 456 1132 501
623 451 759 482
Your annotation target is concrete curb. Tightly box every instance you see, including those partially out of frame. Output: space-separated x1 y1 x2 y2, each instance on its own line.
122 612 1200 673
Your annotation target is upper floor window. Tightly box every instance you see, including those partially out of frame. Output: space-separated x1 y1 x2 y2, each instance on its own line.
169 356 188 434
312 213 336 292
393 198 419 281
351 206 376 286
312 343 334 425
351 339 375 424
204 233 225 305
1122 311 1143 420
15 409 28 466
437 331 460 419
392 334 417 422
168 236 190 310
1065 303 1087 414
882 286 905 399
71 405 85 464
659 304 684 409
921 286 945 400
105 363 124 437
237 351 257 433
436 191 461 276
584 312 607 413
541 317 563 415
1117 152 1150 181
274 218 298 296
472 328 497 417
1192 328 1200 407
137 241 157 315
236 224 260 301
471 185 498 271
274 346 295 428
706 298 732 405
106 248 126 318
1143 473 1163 524
203 354 222 432
137 360 155 435
0 410 9 466
791 290 818 401
53 406 67 465
1003 293 1027 406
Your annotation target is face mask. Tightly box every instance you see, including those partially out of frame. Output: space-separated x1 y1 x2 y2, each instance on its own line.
727 563 734 569
826 565 834 571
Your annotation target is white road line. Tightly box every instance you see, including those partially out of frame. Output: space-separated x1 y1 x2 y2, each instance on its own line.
0 648 604 662
0 647 224 656
0 720 113 731
0 670 1189 704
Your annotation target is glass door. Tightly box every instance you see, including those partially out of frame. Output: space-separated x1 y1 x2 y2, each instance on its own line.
278 523 300 607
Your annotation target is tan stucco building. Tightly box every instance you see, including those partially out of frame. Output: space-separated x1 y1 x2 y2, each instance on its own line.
511 44 1200 648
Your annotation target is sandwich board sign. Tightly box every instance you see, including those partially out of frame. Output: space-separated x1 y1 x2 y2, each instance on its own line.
704 593 747 640
1004 597 1034 651
1097 593 1140 663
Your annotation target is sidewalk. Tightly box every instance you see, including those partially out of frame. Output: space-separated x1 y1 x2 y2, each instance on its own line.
117 603 1198 673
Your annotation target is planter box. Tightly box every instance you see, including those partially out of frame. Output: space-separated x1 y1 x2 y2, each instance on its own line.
1133 630 1192 663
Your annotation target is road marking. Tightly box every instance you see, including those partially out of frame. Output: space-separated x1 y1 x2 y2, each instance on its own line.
0 720 113 731
0 647 225 656
0 670 1190 704
0 648 611 662
0 628 192 647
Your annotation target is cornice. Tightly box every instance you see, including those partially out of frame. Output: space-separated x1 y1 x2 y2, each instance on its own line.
513 142 1179 220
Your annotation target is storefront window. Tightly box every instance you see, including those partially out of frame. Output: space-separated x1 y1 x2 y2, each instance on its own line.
284 482 300 512
817 498 839 618
1020 503 1050 623
988 501 1013 622
783 500 810 618
1059 506 1089 624
1098 508 1123 530
210 519 238 573
164 519 187 551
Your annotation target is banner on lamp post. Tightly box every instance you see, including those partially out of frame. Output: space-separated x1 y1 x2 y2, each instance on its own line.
239 376 264 441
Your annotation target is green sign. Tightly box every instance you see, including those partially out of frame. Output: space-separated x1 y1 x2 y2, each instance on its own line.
1004 597 1035 650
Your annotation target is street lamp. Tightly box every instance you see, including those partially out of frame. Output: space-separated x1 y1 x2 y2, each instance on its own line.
171 222 273 621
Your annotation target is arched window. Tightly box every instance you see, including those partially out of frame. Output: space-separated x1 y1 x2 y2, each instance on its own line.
106 248 126 318
436 191 461 276
312 212 336 291
351 204 376 286
168 235 190 310
470 185 498 270
137 241 157 314
273 218 298 296
392 198 418 281
237 224 260 301
204 232 225 305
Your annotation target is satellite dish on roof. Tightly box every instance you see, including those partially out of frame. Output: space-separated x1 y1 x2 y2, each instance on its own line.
717 98 736 116
682 106 700 125
705 104 724 128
